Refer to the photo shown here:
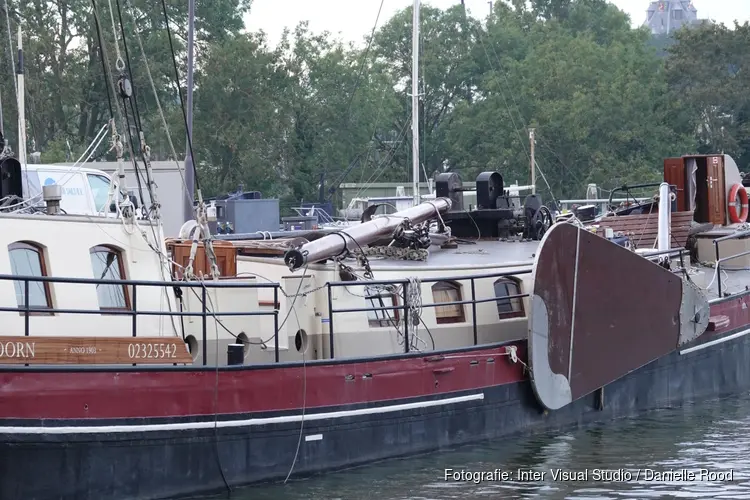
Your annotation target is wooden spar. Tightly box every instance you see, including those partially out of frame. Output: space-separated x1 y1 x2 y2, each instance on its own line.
283 197 452 271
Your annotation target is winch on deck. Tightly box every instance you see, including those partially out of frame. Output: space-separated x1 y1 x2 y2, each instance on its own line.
436 171 553 241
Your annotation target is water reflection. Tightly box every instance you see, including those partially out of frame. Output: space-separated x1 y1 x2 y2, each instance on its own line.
199 394 750 500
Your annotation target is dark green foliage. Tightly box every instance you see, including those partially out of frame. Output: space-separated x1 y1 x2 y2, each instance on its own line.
0 0 745 206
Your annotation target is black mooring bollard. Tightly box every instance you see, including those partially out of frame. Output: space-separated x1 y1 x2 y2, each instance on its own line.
227 343 244 366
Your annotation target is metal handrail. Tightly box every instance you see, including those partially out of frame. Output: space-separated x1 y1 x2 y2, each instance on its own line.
326 268 532 356
0 273 281 365
713 230 750 297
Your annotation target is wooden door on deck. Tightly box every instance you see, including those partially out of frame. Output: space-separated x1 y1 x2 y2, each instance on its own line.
663 157 687 211
706 156 726 225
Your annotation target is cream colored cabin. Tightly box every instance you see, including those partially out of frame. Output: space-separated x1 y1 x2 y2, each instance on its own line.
0 205 537 367
167 237 536 366
0 213 174 338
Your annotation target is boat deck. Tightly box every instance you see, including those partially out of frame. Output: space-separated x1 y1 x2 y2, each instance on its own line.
367 239 539 270
697 265 750 301
359 236 750 301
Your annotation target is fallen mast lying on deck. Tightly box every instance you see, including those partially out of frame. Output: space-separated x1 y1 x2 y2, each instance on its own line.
283 198 452 271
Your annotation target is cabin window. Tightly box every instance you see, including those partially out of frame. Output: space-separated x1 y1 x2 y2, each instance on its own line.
364 285 399 327
90 245 129 310
494 277 525 319
87 174 111 213
8 242 52 310
432 281 465 324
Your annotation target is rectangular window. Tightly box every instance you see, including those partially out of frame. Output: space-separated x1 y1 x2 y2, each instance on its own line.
87 173 113 213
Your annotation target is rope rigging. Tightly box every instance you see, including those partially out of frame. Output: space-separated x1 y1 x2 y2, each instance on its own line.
154 0 219 280
90 0 137 220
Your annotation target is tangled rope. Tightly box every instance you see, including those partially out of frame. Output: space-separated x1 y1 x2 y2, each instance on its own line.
406 276 426 351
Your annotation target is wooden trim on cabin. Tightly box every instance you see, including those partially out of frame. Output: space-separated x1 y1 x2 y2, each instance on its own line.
89 245 131 311
0 336 193 365
8 241 54 316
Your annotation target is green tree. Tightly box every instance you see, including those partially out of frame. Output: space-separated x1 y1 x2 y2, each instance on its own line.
445 0 691 200
371 4 484 183
277 22 400 208
666 22 750 170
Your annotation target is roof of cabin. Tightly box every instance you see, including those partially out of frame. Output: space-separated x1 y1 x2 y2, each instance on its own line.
367 239 539 270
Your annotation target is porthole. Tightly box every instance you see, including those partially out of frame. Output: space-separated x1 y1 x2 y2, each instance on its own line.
295 329 308 354
237 332 250 356
185 335 199 361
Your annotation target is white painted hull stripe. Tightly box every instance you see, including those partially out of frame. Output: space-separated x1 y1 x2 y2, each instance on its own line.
0 393 485 435
680 328 750 355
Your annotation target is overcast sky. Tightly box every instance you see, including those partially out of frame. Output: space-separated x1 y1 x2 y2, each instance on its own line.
244 0 750 47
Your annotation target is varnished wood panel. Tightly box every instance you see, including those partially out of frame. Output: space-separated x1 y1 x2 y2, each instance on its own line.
0 336 193 365
596 211 694 249
707 156 727 225
166 240 237 279
664 157 687 211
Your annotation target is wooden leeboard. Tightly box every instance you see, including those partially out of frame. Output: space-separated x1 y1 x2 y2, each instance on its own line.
0 336 193 365
527 222 709 411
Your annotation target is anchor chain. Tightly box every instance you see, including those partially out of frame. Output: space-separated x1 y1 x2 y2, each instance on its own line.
353 246 429 263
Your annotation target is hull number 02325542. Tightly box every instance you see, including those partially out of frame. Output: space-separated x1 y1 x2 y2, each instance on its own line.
128 342 178 359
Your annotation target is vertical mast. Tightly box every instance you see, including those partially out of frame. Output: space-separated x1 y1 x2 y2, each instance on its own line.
183 0 195 222
16 27 26 169
411 0 420 206
529 128 536 195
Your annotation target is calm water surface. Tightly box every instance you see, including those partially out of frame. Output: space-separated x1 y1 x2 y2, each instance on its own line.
198 393 750 500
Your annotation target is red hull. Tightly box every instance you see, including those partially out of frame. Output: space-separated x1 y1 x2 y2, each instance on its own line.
0 293 747 422
709 295 750 336
0 343 528 420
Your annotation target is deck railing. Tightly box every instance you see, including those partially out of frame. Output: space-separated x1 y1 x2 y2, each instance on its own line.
326 268 532 357
0 273 281 365
0 243 702 367
0 267 539 366
712 230 750 297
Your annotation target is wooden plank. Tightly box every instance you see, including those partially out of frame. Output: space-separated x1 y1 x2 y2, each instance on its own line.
664 157 687 211
708 315 731 331
596 211 694 249
0 336 193 365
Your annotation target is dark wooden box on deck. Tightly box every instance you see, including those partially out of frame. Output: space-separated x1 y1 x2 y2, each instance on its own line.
165 239 237 279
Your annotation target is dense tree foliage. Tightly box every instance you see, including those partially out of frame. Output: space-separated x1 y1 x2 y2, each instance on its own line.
1 0 748 209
